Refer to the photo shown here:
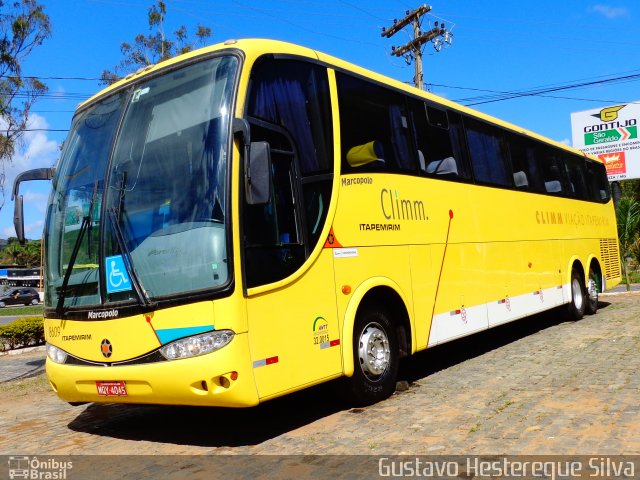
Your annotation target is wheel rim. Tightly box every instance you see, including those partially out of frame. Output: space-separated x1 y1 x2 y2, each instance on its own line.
572 277 584 310
587 278 598 302
358 322 390 379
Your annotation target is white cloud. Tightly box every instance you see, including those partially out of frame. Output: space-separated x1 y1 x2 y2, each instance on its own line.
590 4 630 19
559 138 572 146
2 219 44 239
0 113 59 238
2 114 58 196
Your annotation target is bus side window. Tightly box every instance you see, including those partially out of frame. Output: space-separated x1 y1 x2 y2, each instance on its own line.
537 148 568 195
507 133 544 192
563 153 590 200
465 118 513 187
410 101 469 180
586 160 611 202
336 72 417 174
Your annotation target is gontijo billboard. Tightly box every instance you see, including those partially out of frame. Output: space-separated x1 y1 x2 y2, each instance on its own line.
571 102 640 181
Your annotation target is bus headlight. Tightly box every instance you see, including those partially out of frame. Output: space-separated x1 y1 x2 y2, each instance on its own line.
47 343 68 364
159 330 234 360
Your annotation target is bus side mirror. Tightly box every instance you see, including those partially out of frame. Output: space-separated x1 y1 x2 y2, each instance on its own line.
12 167 55 245
14 195 24 244
233 118 271 205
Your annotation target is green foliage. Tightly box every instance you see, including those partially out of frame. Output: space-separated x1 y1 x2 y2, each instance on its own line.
0 239 41 266
616 196 640 290
0 304 43 316
100 0 212 85
0 316 44 350
620 179 640 203
0 0 51 208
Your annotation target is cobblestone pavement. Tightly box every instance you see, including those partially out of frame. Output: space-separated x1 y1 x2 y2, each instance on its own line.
1 293 639 461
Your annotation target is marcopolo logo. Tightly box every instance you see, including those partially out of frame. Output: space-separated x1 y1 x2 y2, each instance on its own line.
8 456 73 479
87 309 119 320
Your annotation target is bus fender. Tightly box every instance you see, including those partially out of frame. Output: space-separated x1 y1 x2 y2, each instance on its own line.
585 254 603 290
340 276 412 378
565 255 584 286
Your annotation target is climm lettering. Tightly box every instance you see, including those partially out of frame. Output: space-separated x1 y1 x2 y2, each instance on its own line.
536 210 563 225
380 188 427 221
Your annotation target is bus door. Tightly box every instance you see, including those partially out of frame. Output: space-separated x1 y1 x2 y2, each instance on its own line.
242 58 341 399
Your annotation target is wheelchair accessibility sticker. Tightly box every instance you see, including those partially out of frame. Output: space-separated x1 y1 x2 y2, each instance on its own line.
105 255 132 294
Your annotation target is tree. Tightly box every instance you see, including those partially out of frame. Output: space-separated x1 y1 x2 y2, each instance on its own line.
0 237 40 265
2 241 21 264
19 238 39 266
620 179 640 203
0 0 51 210
616 196 640 290
101 1 212 85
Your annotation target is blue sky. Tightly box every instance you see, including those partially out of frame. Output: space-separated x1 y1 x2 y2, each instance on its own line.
4 0 639 239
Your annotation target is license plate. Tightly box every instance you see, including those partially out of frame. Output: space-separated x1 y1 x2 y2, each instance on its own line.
96 381 128 396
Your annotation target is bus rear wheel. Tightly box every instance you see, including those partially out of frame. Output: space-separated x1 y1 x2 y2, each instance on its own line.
585 268 599 315
344 306 399 406
567 268 586 320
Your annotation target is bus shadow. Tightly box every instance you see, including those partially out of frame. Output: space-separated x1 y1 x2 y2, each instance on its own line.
68 302 610 447
400 301 611 383
67 379 347 448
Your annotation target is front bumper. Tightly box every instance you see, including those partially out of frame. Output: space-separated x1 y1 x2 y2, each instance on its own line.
46 332 259 407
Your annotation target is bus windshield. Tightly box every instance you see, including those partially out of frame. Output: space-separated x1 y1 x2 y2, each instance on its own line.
45 55 238 310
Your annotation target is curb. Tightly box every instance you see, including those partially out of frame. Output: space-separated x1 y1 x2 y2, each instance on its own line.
0 344 46 357
601 291 640 296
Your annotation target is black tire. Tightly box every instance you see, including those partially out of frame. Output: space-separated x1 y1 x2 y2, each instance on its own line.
585 268 599 315
31 298 39 306
0 301 5 308
343 306 399 406
567 268 586 320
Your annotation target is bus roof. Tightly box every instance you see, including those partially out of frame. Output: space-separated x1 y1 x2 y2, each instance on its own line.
81 38 598 163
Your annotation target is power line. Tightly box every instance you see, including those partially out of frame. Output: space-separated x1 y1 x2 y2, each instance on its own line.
0 74 101 81
457 73 640 106
4 128 69 133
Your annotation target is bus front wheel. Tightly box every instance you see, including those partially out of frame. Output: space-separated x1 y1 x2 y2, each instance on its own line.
344 306 399 406
567 268 586 320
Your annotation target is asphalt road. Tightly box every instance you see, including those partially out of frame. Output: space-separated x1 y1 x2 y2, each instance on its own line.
0 315 20 325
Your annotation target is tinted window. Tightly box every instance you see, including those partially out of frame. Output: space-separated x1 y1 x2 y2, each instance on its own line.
563 154 590 199
244 58 333 288
537 148 567 194
411 102 470 180
337 73 416 173
586 160 611 202
465 118 512 187
506 133 544 191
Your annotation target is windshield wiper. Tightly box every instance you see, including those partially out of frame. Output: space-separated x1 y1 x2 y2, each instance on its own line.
56 215 90 313
107 207 155 309
56 182 99 313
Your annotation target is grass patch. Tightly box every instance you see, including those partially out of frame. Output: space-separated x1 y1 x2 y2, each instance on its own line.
628 270 640 283
0 305 43 317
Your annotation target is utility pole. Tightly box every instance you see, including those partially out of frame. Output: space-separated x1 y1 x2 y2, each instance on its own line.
381 4 453 90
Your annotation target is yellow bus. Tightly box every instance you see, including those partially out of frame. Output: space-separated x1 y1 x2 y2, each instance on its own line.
13 39 621 407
